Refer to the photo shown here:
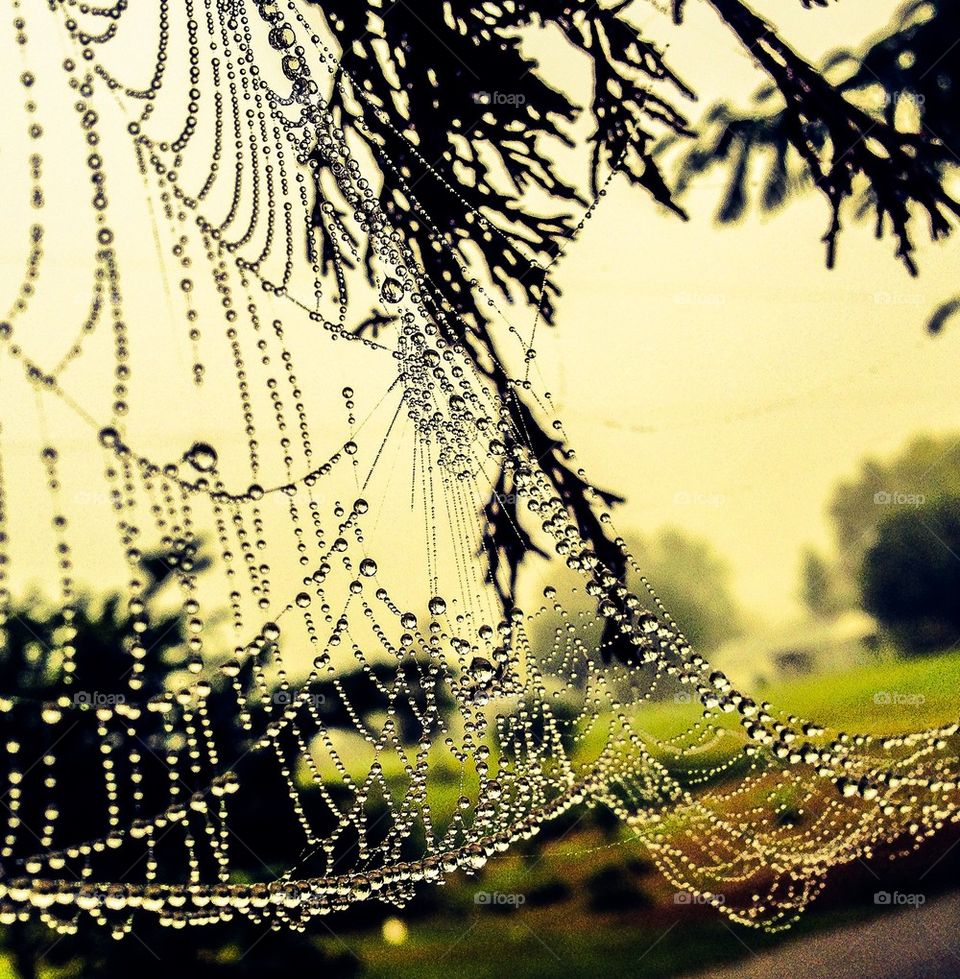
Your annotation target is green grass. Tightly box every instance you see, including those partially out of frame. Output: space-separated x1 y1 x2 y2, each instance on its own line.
625 643 960 740
10 646 960 979
346 645 960 978
751 645 960 733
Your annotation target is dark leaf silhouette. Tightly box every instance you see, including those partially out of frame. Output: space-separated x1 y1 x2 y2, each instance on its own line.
927 297 960 335
671 0 960 272
297 0 959 643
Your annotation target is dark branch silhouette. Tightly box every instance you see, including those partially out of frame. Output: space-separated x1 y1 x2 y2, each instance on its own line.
302 0 957 659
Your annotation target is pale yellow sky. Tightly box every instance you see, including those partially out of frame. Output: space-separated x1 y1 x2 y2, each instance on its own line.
529 0 960 621
2 0 957 629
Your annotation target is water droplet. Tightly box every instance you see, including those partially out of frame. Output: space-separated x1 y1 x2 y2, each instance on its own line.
98 427 120 449
184 442 218 473
469 657 495 684
268 25 295 49
380 277 405 303
263 622 281 642
359 558 378 577
41 704 62 724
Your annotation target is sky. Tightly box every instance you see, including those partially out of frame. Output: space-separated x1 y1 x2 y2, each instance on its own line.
529 0 960 622
1 0 959 630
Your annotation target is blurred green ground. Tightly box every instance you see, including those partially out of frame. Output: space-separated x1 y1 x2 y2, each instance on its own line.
2 645 957 979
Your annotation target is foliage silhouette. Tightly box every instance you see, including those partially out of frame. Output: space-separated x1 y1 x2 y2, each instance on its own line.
861 495 960 653
303 0 958 660
802 433 960 618
672 0 959 273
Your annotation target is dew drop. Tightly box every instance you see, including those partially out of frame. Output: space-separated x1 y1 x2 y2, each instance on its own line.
380 277 405 304
184 442 218 473
98 426 120 449
469 657 495 684
41 704 62 725
263 622 281 642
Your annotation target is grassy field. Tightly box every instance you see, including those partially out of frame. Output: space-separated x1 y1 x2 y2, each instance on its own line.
2 646 958 978
348 646 960 978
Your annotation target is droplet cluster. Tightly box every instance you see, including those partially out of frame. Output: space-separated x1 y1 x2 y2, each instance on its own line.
0 0 955 939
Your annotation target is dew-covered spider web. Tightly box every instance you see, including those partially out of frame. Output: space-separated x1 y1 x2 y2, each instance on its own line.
0 0 957 940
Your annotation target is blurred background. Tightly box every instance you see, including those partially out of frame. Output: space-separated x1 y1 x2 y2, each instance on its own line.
2 0 960 975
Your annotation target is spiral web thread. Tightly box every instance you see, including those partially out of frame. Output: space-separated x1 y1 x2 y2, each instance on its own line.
0 0 956 938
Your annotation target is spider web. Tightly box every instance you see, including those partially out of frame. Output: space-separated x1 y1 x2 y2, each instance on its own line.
0 0 956 937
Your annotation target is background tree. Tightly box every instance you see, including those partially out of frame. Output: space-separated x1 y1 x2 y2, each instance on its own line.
800 433 960 618
628 529 746 652
799 547 845 619
531 527 746 666
861 495 960 653
0 553 363 978
298 0 958 660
